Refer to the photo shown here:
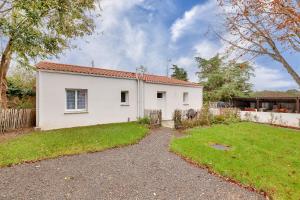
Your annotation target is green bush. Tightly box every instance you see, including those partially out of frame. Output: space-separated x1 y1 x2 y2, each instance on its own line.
174 107 240 129
173 110 182 129
137 117 150 125
212 108 241 125
8 96 35 109
197 105 213 126
212 115 227 124
181 118 207 129
174 105 213 129
7 68 36 109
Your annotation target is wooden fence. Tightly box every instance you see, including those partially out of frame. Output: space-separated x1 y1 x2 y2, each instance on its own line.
0 109 36 133
144 109 162 126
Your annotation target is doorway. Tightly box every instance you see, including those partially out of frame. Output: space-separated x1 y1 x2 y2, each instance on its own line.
157 91 167 119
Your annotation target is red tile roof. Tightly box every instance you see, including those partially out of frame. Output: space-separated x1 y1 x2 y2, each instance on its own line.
36 61 201 87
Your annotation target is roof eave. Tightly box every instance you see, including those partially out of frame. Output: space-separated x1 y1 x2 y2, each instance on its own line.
38 69 202 87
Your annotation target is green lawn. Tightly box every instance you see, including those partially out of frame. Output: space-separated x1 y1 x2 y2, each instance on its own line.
170 122 300 200
0 122 148 167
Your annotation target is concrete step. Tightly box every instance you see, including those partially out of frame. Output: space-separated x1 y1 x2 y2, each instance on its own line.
161 120 174 129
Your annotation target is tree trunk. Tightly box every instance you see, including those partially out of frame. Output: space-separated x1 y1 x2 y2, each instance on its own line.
277 55 300 87
0 39 13 109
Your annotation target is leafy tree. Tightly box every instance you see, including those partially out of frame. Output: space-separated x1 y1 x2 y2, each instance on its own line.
171 65 188 81
217 0 300 86
0 0 99 108
7 67 35 97
7 66 36 108
196 55 253 102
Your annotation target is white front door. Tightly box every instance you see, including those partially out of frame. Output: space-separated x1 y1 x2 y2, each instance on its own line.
157 91 167 120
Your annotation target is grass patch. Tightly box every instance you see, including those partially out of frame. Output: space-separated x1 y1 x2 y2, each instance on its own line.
0 122 148 167
170 122 300 200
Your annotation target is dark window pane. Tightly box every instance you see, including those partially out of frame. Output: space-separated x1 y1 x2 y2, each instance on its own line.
121 92 126 103
183 92 188 103
66 90 75 109
157 92 163 99
77 90 87 109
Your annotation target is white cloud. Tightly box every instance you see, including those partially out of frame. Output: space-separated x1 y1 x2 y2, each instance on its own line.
48 0 297 91
97 0 144 31
176 57 194 67
54 0 171 74
170 0 218 42
194 40 220 59
251 65 298 90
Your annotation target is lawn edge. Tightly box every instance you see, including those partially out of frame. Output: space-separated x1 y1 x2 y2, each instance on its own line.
0 128 151 169
169 148 270 200
254 121 300 131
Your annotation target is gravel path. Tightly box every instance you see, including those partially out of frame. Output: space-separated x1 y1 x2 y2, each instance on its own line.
0 128 264 200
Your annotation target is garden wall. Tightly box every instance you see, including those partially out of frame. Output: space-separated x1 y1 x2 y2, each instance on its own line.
240 111 300 128
210 108 300 128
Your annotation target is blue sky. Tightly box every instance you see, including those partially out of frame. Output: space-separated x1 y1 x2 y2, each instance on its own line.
52 0 299 91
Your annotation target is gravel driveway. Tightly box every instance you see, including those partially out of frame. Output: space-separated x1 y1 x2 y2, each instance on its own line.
0 128 264 200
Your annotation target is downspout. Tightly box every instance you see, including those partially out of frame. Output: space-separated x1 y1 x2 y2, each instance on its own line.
36 71 40 129
35 70 40 127
139 71 145 118
136 70 140 119
141 78 145 117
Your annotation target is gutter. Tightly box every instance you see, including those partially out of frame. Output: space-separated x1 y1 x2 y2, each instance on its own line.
136 70 140 119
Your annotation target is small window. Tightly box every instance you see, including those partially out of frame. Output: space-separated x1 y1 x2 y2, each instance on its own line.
121 91 129 105
183 92 189 104
157 92 164 99
66 89 87 112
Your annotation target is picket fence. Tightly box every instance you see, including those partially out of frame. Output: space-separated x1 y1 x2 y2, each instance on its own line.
144 109 162 126
0 109 36 133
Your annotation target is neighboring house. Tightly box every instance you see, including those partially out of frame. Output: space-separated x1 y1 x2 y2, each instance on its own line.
36 62 203 130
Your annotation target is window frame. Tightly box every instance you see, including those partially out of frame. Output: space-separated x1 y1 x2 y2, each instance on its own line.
120 90 129 106
65 89 88 113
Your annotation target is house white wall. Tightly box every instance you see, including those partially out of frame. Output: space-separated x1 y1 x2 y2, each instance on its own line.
37 71 138 130
144 83 203 120
37 70 203 130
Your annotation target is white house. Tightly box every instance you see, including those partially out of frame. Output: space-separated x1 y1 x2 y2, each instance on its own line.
36 61 203 130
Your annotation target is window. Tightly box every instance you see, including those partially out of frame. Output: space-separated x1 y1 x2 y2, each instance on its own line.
157 92 165 99
66 89 87 112
183 92 189 104
121 91 129 105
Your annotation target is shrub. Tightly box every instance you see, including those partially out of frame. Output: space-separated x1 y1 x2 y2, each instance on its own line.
8 96 35 109
198 105 213 126
173 110 182 129
137 117 150 125
174 106 241 129
174 105 213 129
212 108 241 125
212 115 227 124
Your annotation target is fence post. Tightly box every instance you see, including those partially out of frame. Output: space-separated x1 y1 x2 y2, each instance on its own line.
159 110 162 126
173 109 182 129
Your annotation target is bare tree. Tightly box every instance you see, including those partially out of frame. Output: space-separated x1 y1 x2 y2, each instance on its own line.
217 0 300 85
